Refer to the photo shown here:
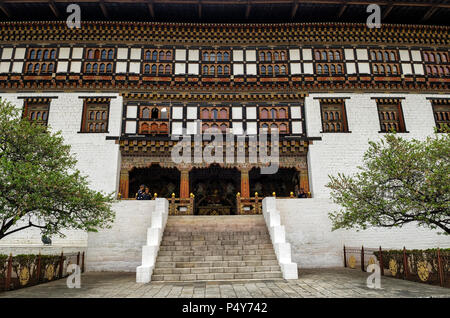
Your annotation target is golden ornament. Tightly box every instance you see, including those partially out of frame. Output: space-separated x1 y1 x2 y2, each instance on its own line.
19 267 30 286
45 264 55 281
348 255 356 269
389 259 398 276
417 261 430 282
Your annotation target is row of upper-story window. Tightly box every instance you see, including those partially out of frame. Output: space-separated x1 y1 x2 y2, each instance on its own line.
21 47 449 63
21 47 450 62
22 100 110 133
20 98 450 135
319 100 450 133
137 121 291 135
134 106 291 120
3 46 448 78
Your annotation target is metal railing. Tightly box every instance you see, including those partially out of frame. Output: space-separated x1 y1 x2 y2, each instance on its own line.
0 251 85 292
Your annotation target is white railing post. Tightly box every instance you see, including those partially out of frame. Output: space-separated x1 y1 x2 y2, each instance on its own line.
262 197 298 279
136 198 169 283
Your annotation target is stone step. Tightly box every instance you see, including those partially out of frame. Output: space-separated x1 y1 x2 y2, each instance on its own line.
153 265 281 275
159 243 274 251
156 254 277 263
155 259 279 269
163 229 269 235
160 239 271 246
162 234 270 240
150 215 282 282
157 248 275 257
151 271 283 282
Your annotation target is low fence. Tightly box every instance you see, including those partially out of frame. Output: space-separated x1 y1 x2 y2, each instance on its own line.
0 252 85 292
344 246 449 288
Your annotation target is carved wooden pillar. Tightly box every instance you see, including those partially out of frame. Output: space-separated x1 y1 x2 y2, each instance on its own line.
299 169 310 194
179 168 190 199
240 168 250 198
119 168 129 199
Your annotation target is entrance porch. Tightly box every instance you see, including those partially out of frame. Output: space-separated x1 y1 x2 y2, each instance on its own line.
118 162 310 215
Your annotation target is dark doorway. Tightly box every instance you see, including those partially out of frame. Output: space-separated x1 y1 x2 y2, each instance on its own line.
129 164 180 199
249 167 298 197
190 164 240 215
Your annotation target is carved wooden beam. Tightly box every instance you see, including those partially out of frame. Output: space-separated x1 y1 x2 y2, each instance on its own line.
290 0 299 19
245 2 251 19
421 5 438 22
99 0 109 18
382 2 394 20
0 1 11 17
147 0 155 18
337 3 348 18
48 0 60 18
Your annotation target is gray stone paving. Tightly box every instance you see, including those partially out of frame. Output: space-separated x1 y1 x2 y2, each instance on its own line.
1 268 449 298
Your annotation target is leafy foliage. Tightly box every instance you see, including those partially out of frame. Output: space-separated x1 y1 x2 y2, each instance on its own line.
0 98 115 240
327 132 450 234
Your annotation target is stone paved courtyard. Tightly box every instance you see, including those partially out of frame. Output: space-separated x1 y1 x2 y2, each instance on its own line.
1 268 449 298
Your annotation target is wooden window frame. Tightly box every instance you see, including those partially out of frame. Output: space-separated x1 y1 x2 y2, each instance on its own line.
25 47 57 75
257 49 289 77
376 100 408 133
319 101 350 133
199 107 229 120
22 99 51 126
139 105 170 120
139 121 169 135
423 50 449 78
79 100 110 133
201 50 232 77
431 100 450 132
259 121 290 135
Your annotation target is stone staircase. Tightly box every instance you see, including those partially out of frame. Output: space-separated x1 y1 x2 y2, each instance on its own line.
151 215 284 282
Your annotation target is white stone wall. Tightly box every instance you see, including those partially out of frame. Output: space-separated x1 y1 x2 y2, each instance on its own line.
0 92 122 250
291 93 450 267
87 201 156 272
305 93 446 198
277 199 450 268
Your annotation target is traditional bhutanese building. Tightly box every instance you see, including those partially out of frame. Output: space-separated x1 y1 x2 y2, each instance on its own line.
0 1 449 276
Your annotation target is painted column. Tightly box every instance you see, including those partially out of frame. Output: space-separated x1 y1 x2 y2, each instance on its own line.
299 169 310 194
179 168 190 199
240 168 250 198
119 168 129 199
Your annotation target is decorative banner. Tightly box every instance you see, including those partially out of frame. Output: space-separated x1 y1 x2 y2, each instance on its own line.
45 264 55 281
417 261 430 282
389 259 398 276
348 255 356 269
19 267 30 286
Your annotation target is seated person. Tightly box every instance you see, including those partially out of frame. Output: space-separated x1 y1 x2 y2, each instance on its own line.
136 184 145 200
297 188 307 198
142 187 152 200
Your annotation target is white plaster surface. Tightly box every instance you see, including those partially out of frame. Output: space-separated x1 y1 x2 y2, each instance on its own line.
277 198 450 268
87 201 157 272
0 92 121 250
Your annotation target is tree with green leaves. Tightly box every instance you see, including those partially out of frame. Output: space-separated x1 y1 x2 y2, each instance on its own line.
0 98 115 240
327 131 449 235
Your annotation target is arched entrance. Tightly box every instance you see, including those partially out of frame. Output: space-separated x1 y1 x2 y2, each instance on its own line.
128 164 180 199
190 164 240 215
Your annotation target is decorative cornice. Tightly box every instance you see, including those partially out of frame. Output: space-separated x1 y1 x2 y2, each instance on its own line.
121 92 307 102
0 21 448 46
